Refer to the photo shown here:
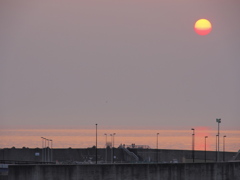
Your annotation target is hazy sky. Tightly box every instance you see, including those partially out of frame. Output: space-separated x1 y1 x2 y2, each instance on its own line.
1 0 240 130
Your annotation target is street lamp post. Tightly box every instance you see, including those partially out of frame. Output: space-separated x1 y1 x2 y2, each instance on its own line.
110 134 113 163
49 139 53 162
110 133 116 163
205 136 208 162
223 135 226 162
113 133 116 163
191 128 195 163
46 139 50 163
41 137 44 162
216 118 221 162
44 138 47 162
216 135 218 162
104 134 107 163
157 133 159 163
44 138 47 163
96 124 97 164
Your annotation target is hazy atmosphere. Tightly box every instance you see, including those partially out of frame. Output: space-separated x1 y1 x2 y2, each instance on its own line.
1 0 240 130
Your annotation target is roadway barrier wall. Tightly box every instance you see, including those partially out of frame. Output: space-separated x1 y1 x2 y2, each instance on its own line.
8 162 240 180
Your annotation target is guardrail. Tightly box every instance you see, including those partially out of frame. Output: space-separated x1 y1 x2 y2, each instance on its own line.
0 160 55 164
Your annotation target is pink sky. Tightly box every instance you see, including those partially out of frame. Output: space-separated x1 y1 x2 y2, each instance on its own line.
0 128 239 152
0 0 240 130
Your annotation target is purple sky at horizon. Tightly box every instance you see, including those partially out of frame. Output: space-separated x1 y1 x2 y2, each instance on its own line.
0 0 240 130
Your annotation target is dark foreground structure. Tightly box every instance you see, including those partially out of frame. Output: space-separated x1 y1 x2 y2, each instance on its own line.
7 162 240 180
0 148 238 164
1 148 240 180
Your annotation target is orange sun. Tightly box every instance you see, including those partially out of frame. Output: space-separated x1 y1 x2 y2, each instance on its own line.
194 19 212 36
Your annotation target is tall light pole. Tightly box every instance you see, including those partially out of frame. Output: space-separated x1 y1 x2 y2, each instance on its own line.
112 133 116 163
49 139 53 162
157 133 159 163
96 124 97 164
191 128 195 163
110 133 116 163
104 134 107 163
47 139 50 163
110 134 112 163
44 137 47 162
205 136 208 162
216 118 221 162
223 135 226 162
216 135 218 162
41 137 44 162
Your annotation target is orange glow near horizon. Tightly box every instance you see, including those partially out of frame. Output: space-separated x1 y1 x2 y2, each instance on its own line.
194 19 212 35
0 128 239 152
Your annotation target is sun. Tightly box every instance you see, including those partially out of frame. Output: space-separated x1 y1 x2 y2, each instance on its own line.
194 19 212 36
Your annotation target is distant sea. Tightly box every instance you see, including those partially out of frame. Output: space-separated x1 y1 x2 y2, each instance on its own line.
0 129 239 152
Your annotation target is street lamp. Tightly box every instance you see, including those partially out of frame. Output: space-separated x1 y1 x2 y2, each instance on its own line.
205 136 208 162
216 135 218 162
112 133 116 163
49 139 53 162
41 137 44 162
216 118 221 162
104 134 107 163
191 128 195 163
109 133 116 163
43 137 47 162
110 134 113 163
46 139 50 163
157 133 159 163
96 124 98 164
223 135 226 162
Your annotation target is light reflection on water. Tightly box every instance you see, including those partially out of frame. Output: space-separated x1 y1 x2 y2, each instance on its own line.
0 129 239 152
